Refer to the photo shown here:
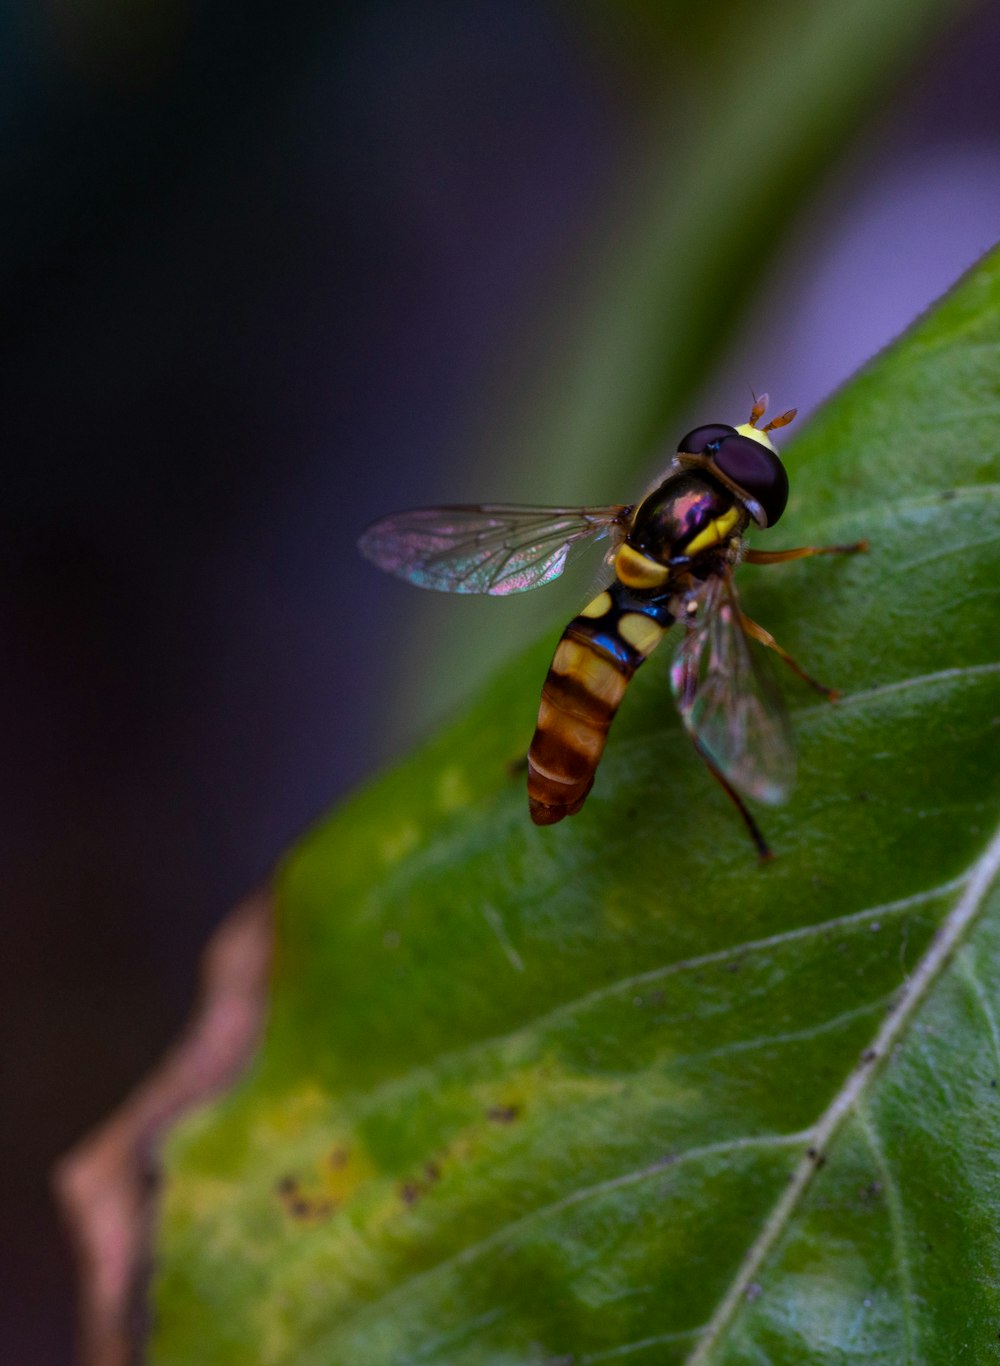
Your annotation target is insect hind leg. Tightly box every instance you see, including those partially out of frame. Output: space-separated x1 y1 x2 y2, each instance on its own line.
692 736 774 862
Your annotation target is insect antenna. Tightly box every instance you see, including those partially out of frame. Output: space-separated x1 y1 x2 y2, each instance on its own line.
746 391 797 434
762 406 797 432
747 391 769 428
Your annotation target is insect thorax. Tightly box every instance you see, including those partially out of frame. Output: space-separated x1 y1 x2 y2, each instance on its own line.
627 470 744 566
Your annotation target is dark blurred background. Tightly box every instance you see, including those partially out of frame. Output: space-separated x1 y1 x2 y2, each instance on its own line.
2 2 998 1360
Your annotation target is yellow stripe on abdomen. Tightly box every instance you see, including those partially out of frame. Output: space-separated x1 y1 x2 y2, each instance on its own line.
527 644 626 824
527 588 671 825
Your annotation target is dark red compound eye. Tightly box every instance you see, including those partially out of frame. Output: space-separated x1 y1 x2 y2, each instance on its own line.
712 434 789 527
676 423 737 455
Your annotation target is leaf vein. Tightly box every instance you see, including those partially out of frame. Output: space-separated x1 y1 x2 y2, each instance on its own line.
669 997 890 1068
820 661 1000 714
684 819 1000 1364
579 1326 704 1362
354 879 962 1119
341 1131 811 1335
857 1105 916 1360
956 953 1000 1076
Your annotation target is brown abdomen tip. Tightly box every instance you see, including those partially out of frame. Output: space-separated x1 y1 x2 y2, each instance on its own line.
528 777 593 826
529 798 566 826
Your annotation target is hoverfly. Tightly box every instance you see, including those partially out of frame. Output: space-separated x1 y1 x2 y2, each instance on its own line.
359 397 866 858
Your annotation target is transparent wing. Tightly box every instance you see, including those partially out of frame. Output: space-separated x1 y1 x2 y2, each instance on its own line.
669 575 795 804
358 503 629 596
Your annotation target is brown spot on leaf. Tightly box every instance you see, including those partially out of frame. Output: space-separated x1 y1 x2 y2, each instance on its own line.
276 1173 336 1221
487 1104 520 1124
328 1146 349 1169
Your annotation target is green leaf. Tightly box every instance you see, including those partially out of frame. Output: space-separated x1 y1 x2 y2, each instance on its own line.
152 239 1000 1362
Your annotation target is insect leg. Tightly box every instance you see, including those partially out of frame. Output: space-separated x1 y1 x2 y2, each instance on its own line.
738 612 839 699
691 735 773 862
737 614 841 699
744 540 868 565
720 562 835 697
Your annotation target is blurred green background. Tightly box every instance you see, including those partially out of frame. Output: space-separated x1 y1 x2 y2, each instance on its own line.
3 1 999 1359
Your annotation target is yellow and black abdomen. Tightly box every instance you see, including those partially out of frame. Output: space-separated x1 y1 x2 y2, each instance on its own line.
527 581 674 824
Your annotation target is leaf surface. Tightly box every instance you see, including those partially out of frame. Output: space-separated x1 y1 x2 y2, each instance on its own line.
153 245 1000 1363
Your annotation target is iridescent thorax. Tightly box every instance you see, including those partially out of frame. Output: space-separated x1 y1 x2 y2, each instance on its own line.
629 472 741 563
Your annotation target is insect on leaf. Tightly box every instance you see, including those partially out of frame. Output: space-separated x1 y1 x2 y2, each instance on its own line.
152 247 1000 1364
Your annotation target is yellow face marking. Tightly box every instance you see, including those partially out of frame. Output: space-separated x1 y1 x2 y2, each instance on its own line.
684 503 741 557
618 612 666 657
734 421 778 453
615 543 669 589
579 590 612 619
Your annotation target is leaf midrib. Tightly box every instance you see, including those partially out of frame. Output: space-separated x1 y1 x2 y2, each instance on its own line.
684 816 1000 1364
322 1132 811 1351
316 819 999 1356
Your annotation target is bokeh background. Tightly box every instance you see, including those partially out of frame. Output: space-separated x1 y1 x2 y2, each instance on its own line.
3 2 999 1359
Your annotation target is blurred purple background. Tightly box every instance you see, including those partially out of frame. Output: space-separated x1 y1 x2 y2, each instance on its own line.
2 2 998 1360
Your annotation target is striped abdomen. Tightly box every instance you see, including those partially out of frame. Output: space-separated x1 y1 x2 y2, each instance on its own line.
527 583 674 824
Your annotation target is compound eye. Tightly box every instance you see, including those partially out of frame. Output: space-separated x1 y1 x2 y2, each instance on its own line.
676 423 737 455
713 434 789 527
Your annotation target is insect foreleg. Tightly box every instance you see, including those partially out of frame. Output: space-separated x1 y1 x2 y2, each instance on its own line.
743 540 868 565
